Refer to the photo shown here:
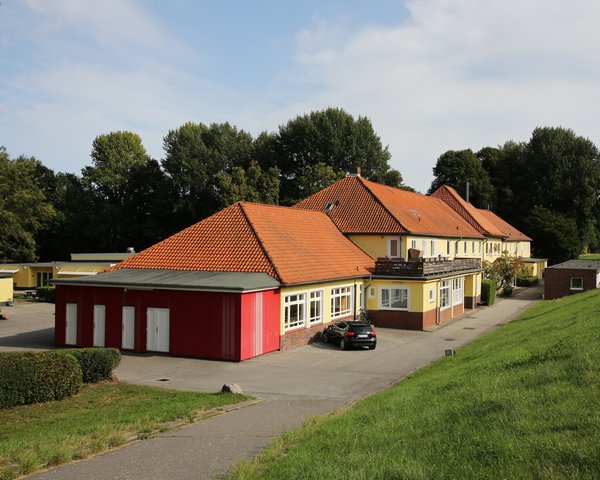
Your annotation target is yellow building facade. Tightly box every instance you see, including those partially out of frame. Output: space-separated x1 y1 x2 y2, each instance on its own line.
0 275 13 304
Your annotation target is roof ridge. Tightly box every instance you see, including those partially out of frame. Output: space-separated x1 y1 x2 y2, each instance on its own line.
357 177 408 233
238 202 284 283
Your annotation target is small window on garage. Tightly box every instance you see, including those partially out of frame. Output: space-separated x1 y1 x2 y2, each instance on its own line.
570 277 583 290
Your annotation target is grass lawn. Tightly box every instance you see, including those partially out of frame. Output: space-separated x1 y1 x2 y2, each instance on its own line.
0 382 247 480
231 289 600 480
579 253 600 260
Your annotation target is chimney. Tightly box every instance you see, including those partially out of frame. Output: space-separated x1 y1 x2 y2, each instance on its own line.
465 181 470 203
347 166 361 177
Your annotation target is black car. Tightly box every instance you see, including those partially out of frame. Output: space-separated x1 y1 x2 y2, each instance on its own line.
322 321 377 350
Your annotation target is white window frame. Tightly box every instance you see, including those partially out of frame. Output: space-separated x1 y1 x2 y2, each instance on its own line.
411 239 418 249
330 286 353 319
308 290 323 325
440 280 451 310
452 277 464 306
446 241 451 256
284 293 306 330
463 241 467 254
430 240 435 257
570 277 583 291
472 241 475 254
368 287 375 298
387 236 401 258
379 286 410 311
429 287 435 303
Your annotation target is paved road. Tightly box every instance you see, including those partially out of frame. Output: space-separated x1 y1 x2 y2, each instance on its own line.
0 287 542 479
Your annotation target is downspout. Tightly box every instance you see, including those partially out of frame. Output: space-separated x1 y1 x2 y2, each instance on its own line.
436 279 441 325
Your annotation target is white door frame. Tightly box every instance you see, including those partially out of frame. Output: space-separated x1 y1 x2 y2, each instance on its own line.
146 307 170 353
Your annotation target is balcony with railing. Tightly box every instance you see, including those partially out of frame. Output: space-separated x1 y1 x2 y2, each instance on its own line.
374 256 482 278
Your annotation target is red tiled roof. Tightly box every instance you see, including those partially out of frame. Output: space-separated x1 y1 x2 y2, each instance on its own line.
294 176 404 234
431 185 506 237
114 202 373 285
294 176 483 238
477 209 532 241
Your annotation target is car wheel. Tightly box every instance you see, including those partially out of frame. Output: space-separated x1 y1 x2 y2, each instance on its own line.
340 339 347 350
322 332 328 343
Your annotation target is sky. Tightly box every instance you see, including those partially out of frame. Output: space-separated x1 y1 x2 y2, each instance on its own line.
1 0 600 193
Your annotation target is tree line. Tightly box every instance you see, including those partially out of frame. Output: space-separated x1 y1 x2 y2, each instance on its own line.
3 108 596 265
1 108 407 262
428 127 600 264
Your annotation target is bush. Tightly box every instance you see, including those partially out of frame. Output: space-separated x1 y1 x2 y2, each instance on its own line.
60 348 121 383
36 286 56 303
0 351 82 408
517 276 539 287
482 279 497 306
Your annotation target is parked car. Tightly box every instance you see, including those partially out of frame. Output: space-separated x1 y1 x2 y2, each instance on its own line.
322 321 377 350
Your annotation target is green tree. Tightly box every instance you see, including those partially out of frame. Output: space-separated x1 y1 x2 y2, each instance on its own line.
0 148 55 262
428 149 494 208
216 161 280 208
83 131 149 202
270 108 397 204
297 162 345 198
162 122 254 223
526 206 582 264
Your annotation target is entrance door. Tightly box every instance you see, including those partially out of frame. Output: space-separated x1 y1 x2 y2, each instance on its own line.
122 306 135 350
146 308 169 352
65 303 78 345
93 305 106 347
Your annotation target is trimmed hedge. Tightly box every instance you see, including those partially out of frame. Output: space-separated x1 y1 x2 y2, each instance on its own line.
482 279 497 306
60 348 121 383
36 286 56 303
0 351 82 408
517 276 540 287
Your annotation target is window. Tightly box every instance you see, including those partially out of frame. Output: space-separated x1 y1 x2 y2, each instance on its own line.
440 280 451 309
380 287 409 310
429 287 435 303
479 242 482 254
431 240 435 256
485 243 489 254
472 241 475 254
422 240 427 257
368 287 375 298
411 239 417 249
452 277 464 306
331 286 353 319
570 277 583 291
309 291 323 324
447 241 451 256
387 236 401 258
463 241 467 254
284 293 306 330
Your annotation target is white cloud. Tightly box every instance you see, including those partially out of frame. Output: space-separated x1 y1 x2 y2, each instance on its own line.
289 0 600 192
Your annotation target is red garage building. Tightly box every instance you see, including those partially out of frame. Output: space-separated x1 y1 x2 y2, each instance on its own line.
54 202 373 361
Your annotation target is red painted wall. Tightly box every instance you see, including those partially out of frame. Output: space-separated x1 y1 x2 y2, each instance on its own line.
239 290 280 360
544 268 599 300
55 285 281 361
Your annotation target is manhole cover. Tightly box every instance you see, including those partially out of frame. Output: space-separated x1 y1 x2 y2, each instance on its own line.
156 378 170 382
445 338 456 341
463 327 476 330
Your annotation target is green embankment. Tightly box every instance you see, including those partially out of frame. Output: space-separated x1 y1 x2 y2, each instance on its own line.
231 289 600 479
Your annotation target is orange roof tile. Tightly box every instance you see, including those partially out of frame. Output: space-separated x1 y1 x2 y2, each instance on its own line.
294 176 404 234
114 202 373 285
477 209 532 242
431 185 506 237
295 176 483 238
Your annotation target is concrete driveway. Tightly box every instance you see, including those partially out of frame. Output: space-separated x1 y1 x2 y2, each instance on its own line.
0 287 543 479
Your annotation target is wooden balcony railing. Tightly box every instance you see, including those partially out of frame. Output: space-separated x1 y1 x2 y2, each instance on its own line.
374 257 482 277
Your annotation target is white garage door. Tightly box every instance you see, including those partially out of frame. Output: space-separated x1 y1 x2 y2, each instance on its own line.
122 306 135 350
146 307 170 353
66 303 78 345
93 305 106 347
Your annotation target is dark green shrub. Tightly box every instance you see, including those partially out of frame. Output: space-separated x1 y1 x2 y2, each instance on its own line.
60 348 121 383
36 286 56 303
0 351 82 408
482 279 497 306
517 276 539 287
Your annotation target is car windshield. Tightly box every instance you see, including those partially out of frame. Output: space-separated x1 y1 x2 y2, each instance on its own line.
348 322 372 332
